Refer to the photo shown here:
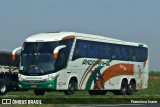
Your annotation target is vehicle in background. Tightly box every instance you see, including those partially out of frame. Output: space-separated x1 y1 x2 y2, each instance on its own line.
0 51 19 95
13 32 149 96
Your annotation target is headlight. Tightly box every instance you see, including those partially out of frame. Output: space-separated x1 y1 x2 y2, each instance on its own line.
19 77 25 82
44 74 59 81
44 77 54 81
47 77 52 81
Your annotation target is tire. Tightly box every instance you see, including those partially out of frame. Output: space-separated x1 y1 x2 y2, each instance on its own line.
0 83 8 95
113 80 128 95
34 90 45 96
15 85 20 91
64 80 76 95
127 81 135 95
88 90 107 95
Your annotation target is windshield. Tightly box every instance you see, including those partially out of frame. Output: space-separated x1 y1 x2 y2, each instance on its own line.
20 42 58 75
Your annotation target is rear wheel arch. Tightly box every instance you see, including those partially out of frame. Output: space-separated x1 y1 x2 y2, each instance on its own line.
118 78 128 88
130 78 136 85
127 78 136 95
128 78 136 90
122 78 128 84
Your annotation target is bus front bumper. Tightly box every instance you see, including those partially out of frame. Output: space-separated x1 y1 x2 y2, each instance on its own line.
18 78 57 90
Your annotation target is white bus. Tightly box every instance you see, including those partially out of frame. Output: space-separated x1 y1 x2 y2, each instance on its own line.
12 32 149 96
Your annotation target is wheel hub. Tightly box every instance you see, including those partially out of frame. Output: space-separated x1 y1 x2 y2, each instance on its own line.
0 85 6 93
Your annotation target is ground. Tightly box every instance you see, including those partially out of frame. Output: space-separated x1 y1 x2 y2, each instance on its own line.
0 72 159 107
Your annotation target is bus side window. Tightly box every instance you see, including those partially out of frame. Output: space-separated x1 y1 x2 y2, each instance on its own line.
56 49 66 69
129 47 133 61
137 47 143 62
126 47 131 61
72 40 79 60
96 42 102 58
110 45 116 60
72 40 88 60
99 43 106 59
136 47 143 62
132 47 137 61
136 47 139 62
143 48 148 61
80 40 88 57
115 45 122 60
106 44 110 59
75 41 79 56
139 47 148 62
88 41 98 58
60 39 74 62
122 46 127 61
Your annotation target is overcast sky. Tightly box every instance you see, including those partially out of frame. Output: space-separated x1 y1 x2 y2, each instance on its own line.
0 0 159 71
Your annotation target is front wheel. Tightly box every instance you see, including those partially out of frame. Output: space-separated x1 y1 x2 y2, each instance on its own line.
0 83 7 95
64 80 76 95
34 90 45 96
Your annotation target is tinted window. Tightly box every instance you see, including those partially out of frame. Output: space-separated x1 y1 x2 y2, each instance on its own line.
137 47 148 62
109 44 115 59
115 45 122 60
60 39 74 64
99 43 106 59
72 40 88 60
131 47 137 61
88 41 98 58
72 40 148 62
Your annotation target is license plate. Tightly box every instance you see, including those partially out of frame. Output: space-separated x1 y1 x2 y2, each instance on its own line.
31 85 37 88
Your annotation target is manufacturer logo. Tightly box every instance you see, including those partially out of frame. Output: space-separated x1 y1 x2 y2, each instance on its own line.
82 59 111 66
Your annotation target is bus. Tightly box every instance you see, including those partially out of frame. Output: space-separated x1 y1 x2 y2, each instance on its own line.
12 32 149 96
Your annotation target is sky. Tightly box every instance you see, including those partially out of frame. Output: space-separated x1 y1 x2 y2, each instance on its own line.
0 0 159 71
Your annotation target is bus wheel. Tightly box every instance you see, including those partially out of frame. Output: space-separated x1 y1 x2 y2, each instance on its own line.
114 80 127 95
64 80 75 95
0 83 7 95
34 90 45 96
88 90 107 95
127 81 135 95
100 90 107 95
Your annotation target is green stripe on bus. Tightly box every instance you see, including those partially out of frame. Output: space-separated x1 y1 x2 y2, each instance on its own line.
85 66 104 90
79 65 91 88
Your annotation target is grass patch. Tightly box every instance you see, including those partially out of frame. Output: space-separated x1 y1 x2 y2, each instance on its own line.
149 71 160 76
1 79 159 98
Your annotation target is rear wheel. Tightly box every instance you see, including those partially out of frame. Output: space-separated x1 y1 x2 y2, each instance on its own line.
88 90 107 95
113 80 128 95
34 90 45 96
64 80 76 95
0 83 7 95
127 81 135 95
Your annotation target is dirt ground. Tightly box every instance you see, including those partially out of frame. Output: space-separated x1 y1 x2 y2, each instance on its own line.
149 76 160 80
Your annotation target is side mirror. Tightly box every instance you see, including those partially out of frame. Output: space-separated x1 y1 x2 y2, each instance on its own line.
53 45 66 59
12 47 22 60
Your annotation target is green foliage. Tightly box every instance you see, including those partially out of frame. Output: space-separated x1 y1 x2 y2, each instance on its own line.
149 71 160 76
